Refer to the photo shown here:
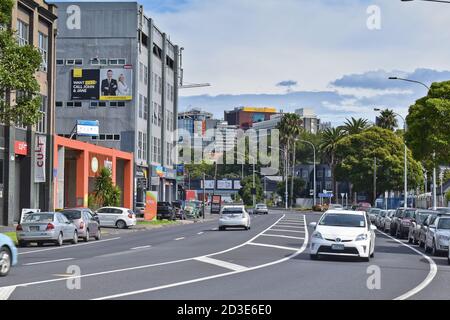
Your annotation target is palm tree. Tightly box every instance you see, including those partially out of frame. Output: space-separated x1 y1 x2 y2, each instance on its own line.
320 127 345 200
376 109 398 131
341 117 370 135
277 113 304 207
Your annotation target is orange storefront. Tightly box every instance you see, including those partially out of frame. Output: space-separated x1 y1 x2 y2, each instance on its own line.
53 136 133 209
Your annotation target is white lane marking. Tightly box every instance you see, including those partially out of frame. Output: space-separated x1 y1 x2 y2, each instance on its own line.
2 215 289 291
23 258 74 266
0 286 16 300
93 217 309 300
269 228 305 233
375 231 437 301
273 225 305 229
194 256 247 271
248 242 300 251
280 220 304 224
131 246 152 250
18 237 121 255
197 232 204 235
261 234 304 240
174 237 185 241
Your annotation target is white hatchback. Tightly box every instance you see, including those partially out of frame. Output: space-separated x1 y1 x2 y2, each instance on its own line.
95 207 137 229
309 210 376 261
218 205 251 231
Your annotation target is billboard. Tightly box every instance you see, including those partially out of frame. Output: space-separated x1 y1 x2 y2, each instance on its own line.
144 191 158 221
234 180 242 190
76 120 99 137
217 180 233 190
193 120 205 138
34 135 46 183
201 180 215 189
71 67 133 101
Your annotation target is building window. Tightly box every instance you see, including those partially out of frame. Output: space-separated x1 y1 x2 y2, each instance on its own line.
37 96 47 133
118 101 125 107
138 131 143 160
144 65 148 85
138 94 143 118
317 170 323 178
56 59 65 66
99 134 106 140
158 104 162 127
113 134 120 141
99 59 108 65
143 97 148 120
143 133 147 161
90 58 108 66
98 102 107 107
16 20 29 46
66 102 74 107
153 137 157 163
106 134 113 140
66 59 82 66
139 62 144 83
153 73 157 93
158 76 162 94
110 102 117 107
152 102 157 125
38 33 48 72
56 101 63 107
157 138 161 163
74 102 82 107
90 102 98 108
109 59 126 66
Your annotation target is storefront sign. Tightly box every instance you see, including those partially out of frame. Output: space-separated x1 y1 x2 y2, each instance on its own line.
151 176 160 186
77 120 99 137
34 135 46 183
14 141 28 156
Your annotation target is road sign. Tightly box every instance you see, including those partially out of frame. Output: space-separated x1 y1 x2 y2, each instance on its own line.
310 189 314 196
341 193 345 198
319 193 333 198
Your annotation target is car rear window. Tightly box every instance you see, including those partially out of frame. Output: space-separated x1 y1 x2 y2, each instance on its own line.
438 218 450 230
222 208 244 214
24 214 54 223
60 210 82 220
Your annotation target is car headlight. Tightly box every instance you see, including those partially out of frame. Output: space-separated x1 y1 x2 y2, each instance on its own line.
355 234 368 241
312 232 323 240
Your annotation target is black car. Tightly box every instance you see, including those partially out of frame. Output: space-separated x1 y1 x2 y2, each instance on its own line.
172 201 186 220
134 202 146 218
157 202 176 220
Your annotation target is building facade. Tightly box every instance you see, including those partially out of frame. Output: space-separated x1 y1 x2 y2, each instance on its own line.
224 107 277 131
53 2 180 205
0 0 57 226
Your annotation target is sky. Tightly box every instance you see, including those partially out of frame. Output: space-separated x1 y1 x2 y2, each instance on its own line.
56 0 450 125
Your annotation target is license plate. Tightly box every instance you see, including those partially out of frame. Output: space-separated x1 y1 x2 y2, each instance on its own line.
30 226 40 231
331 244 345 251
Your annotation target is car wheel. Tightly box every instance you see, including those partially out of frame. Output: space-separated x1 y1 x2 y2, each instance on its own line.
56 233 63 246
95 228 101 241
310 254 318 260
431 240 438 256
84 230 90 242
37 241 44 247
0 247 12 277
72 231 78 245
448 258 450 265
219 226 225 231
116 220 126 229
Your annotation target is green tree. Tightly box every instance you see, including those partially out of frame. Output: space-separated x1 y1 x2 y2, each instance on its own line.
0 1 43 126
184 161 214 179
335 127 423 204
276 178 305 201
376 109 398 131
341 117 370 135
405 81 450 168
320 127 345 197
238 175 263 206
93 168 122 207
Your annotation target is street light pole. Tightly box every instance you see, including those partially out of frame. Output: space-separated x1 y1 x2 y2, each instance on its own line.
388 77 434 209
268 145 289 209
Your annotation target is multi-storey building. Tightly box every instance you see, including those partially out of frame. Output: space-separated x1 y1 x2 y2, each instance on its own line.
53 2 180 204
224 107 277 131
0 0 57 226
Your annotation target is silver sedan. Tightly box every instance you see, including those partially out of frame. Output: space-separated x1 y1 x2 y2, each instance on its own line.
218 206 251 231
16 212 78 247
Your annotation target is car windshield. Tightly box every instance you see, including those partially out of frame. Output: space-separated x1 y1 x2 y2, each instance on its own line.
418 214 430 223
370 209 380 215
404 210 415 218
438 218 450 230
60 210 82 220
319 214 366 228
222 208 243 214
256 205 267 208
24 213 54 223
437 208 450 214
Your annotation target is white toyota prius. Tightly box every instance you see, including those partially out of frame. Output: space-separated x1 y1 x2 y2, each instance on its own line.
309 210 376 261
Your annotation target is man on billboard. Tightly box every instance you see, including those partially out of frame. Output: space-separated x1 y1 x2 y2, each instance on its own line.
101 70 118 96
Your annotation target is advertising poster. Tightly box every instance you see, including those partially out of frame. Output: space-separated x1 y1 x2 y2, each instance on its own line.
144 191 158 221
99 68 133 101
34 135 46 183
211 195 222 214
217 180 233 190
70 67 133 101
71 69 100 100
201 180 215 189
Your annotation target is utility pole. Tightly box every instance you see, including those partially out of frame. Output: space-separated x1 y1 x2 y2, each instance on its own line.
373 157 377 207
433 152 437 210
202 172 206 220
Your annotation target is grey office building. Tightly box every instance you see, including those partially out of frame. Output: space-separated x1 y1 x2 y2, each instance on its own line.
54 2 180 204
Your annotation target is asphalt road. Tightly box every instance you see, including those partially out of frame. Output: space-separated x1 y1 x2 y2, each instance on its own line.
1 210 449 300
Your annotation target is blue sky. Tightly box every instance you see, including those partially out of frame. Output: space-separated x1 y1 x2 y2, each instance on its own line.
56 0 450 125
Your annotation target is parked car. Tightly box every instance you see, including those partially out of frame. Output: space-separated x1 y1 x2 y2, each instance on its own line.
407 209 435 245
134 202 146 218
418 212 439 248
395 208 418 239
328 204 343 210
309 210 376 262
157 202 176 220
218 205 251 231
382 210 396 233
254 203 269 215
16 212 78 247
390 208 406 236
368 208 382 224
435 207 450 214
375 210 386 228
95 207 137 229
60 208 101 242
172 201 186 220
0 233 18 277
425 214 450 256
